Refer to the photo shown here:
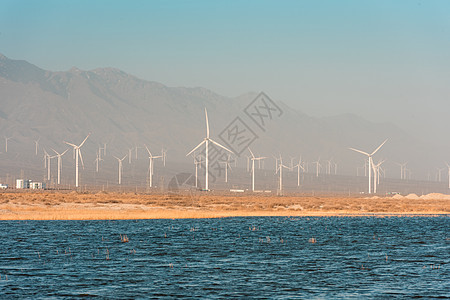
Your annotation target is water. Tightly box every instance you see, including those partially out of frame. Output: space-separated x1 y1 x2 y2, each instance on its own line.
0 217 448 298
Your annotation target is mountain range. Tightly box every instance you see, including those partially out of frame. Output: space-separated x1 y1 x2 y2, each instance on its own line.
0 53 446 185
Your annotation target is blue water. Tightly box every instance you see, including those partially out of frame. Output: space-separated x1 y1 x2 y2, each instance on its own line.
0 217 448 298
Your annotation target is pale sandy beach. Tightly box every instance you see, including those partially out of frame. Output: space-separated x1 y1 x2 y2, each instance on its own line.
0 191 448 220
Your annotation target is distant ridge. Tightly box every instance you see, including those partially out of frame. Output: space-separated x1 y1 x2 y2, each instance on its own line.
0 53 442 181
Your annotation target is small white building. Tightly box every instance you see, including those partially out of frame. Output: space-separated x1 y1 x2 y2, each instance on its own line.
30 182 45 189
16 179 31 189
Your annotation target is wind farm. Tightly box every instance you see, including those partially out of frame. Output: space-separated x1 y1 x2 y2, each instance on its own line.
0 54 449 206
1 2 450 298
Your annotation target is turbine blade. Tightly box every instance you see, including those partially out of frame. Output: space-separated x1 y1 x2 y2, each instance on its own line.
79 133 91 148
348 147 370 156
145 145 152 156
248 147 255 158
209 139 233 154
61 149 69 156
371 139 388 156
64 141 77 148
186 140 206 157
79 149 85 169
205 108 210 139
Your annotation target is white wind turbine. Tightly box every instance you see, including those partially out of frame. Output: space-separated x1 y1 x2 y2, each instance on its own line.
436 167 444 182
128 148 133 164
113 154 127 185
294 156 305 186
248 148 266 192
161 147 168 166
145 145 162 188
219 154 233 183
4 136 12 153
34 137 40 156
396 162 408 180
64 133 90 188
94 149 101 173
193 153 204 188
446 163 450 189
52 148 69 185
312 158 321 177
186 108 233 191
349 139 387 194
135 145 141 160
43 149 53 181
276 156 290 196
371 159 385 194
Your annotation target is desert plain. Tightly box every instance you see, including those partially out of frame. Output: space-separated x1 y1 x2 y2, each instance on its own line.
0 191 448 220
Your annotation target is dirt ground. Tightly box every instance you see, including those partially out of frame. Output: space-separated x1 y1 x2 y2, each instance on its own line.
0 191 448 220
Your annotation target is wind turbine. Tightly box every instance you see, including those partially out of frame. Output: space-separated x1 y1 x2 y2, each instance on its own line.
193 153 204 188
312 158 321 177
349 139 387 194
145 145 162 188
64 133 90 188
446 163 450 189
128 148 133 164
34 137 40 156
113 154 127 185
52 148 69 185
371 159 385 194
186 108 233 191
161 147 167 166
135 145 141 160
94 150 100 173
43 149 52 181
248 148 266 192
4 136 12 153
219 154 233 183
436 167 444 182
326 159 333 175
396 162 408 180
276 156 290 196
294 156 305 186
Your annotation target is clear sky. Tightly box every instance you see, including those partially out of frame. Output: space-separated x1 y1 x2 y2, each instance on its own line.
1 0 450 144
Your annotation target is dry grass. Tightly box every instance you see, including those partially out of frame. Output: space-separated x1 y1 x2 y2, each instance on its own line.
0 191 448 220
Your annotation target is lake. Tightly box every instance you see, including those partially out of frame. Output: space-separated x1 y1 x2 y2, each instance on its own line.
0 217 448 298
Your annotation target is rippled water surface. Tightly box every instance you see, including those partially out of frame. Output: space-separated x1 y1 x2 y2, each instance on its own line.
0 217 448 298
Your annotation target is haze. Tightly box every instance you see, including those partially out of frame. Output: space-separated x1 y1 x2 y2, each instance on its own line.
1 1 450 146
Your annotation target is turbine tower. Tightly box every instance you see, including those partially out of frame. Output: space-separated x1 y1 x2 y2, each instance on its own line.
145 145 162 188
349 139 387 194
64 133 90 188
52 148 69 185
186 108 233 191
113 154 127 185
248 148 266 192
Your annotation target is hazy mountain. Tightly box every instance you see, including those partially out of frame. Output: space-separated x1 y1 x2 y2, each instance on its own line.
0 53 445 185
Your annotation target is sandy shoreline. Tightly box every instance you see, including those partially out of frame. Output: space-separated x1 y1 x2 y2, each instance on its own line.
0 191 448 220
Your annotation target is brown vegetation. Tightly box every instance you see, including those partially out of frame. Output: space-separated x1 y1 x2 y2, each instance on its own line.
0 191 448 220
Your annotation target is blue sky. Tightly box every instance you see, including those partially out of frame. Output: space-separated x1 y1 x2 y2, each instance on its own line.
1 0 450 143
